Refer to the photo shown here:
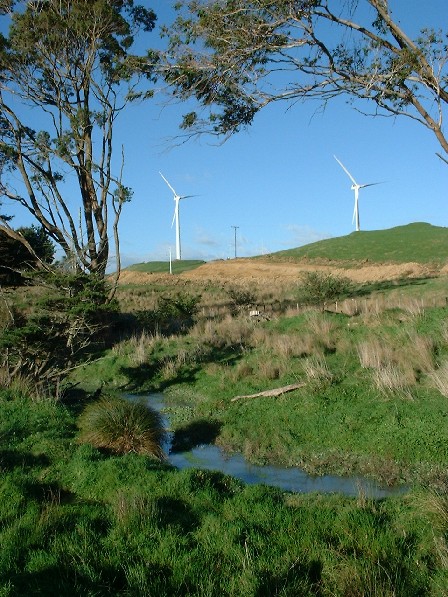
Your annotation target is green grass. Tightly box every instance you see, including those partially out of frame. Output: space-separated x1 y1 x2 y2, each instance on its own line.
262 222 448 264
126 259 205 274
4 227 448 594
1 388 447 596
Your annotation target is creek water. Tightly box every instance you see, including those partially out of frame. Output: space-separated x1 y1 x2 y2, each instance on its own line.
142 394 406 499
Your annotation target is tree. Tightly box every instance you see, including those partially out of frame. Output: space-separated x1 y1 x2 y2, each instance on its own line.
162 1 448 162
0 0 158 290
0 224 55 284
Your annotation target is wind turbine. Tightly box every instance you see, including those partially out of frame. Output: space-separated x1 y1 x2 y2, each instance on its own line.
334 156 382 232
159 172 196 260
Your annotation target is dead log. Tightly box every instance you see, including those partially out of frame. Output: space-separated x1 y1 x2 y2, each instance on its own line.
231 382 305 402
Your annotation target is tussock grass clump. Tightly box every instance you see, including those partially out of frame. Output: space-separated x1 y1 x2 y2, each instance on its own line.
78 395 165 458
302 356 334 387
372 364 416 397
357 338 395 369
0 369 56 402
305 311 336 351
429 360 448 397
405 332 435 374
191 314 256 349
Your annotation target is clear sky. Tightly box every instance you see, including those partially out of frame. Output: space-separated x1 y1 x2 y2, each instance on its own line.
4 1 448 267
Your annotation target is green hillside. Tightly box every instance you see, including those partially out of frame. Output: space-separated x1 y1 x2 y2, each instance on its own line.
264 223 448 265
126 259 205 275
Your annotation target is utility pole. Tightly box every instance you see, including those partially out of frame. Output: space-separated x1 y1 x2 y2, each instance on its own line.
231 225 239 259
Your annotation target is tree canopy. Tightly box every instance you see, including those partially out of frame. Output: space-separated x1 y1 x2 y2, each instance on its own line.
0 224 55 284
0 0 158 283
162 0 448 161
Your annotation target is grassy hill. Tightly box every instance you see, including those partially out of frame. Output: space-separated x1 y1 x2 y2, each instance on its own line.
264 223 448 265
126 259 205 275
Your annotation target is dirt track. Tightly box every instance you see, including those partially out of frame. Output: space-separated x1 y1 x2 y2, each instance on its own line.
119 258 446 286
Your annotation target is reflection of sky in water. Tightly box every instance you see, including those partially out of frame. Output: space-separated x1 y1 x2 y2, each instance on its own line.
140 394 406 499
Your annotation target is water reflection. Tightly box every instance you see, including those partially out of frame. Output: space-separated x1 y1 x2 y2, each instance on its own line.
142 394 406 499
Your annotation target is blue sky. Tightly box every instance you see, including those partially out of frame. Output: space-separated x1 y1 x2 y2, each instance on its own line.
4 1 448 267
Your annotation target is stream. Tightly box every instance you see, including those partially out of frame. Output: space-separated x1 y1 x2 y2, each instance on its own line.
141 393 407 499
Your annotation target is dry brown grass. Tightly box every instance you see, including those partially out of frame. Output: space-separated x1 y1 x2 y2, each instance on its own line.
190 314 256 349
305 312 336 352
372 364 416 398
0 369 56 402
113 331 161 366
405 332 435 374
357 338 396 369
302 356 334 386
398 296 426 317
429 360 448 398
256 358 286 381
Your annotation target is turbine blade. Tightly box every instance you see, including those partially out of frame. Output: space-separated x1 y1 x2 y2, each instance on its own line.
334 155 358 186
360 182 383 189
171 208 176 228
179 194 198 200
159 171 177 196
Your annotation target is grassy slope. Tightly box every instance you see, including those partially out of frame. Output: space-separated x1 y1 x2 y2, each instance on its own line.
1 389 447 596
263 222 448 264
127 260 205 274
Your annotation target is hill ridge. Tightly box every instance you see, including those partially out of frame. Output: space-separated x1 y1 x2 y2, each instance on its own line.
261 222 448 265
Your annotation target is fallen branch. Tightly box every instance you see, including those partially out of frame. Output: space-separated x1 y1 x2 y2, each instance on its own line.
231 382 305 402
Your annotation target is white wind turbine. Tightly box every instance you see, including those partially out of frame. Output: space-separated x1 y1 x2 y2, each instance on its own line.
159 172 196 260
334 156 382 232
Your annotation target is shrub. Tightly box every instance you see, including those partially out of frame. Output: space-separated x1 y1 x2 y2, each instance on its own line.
136 292 201 335
297 272 354 307
226 285 257 312
78 395 166 458
0 271 117 395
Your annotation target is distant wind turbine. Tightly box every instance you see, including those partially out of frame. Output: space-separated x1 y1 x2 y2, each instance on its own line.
159 172 196 260
334 156 382 232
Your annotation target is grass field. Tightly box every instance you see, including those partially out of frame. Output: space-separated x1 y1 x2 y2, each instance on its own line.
1 388 448 596
263 222 448 264
72 270 448 489
126 259 205 274
3 224 448 595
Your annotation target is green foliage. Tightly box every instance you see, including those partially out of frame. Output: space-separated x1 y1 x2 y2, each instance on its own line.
0 0 158 276
297 271 354 306
226 285 256 311
78 395 165 458
0 225 55 285
136 292 201 334
164 1 448 160
0 272 117 392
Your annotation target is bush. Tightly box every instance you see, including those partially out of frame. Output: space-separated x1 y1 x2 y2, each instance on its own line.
78 395 166 458
297 271 354 307
0 272 118 394
226 286 256 312
136 292 201 335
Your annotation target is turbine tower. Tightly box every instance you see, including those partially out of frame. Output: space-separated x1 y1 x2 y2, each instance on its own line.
159 172 195 260
334 156 381 232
